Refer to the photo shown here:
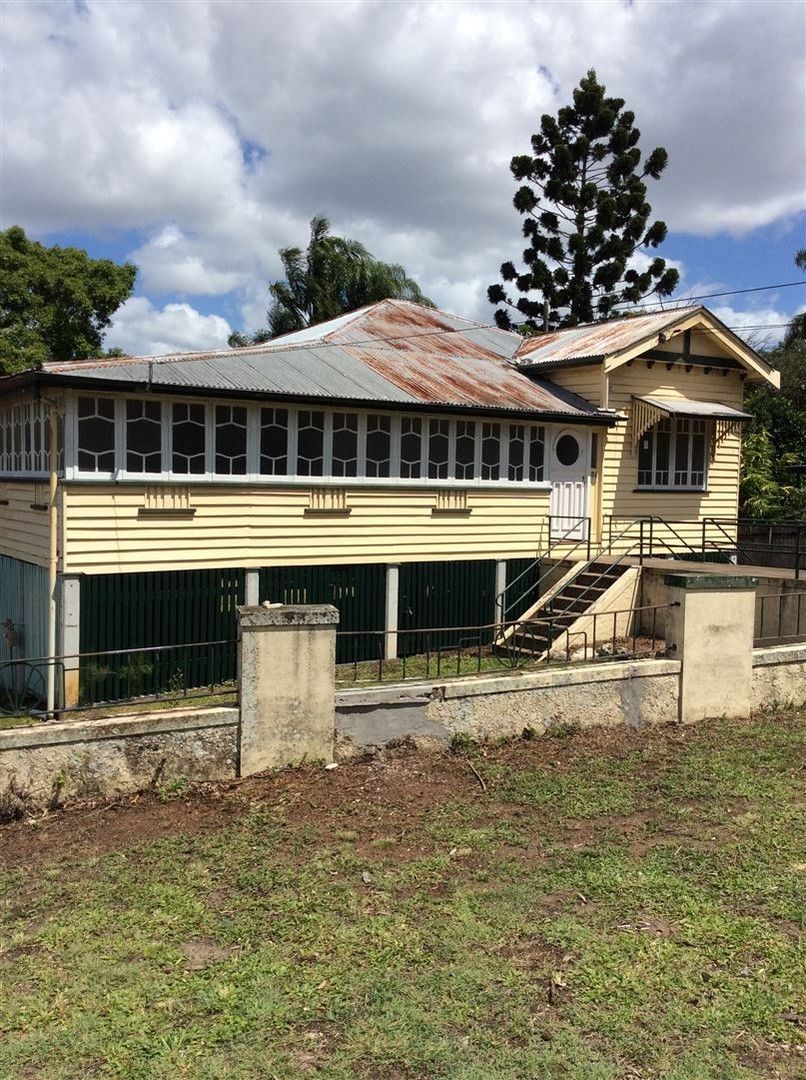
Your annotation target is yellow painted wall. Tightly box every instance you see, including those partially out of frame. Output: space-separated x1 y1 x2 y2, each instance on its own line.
62 484 552 574
546 365 602 406
0 481 51 568
602 362 744 550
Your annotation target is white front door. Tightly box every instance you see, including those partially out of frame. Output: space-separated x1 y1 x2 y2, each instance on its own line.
550 429 590 541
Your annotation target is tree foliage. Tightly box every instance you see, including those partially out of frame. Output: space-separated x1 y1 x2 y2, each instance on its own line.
489 69 679 332
230 215 433 346
0 226 136 374
739 249 806 518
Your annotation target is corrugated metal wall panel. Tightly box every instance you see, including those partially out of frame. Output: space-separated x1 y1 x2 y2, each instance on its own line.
399 560 496 654
259 563 386 664
0 555 50 707
79 568 244 703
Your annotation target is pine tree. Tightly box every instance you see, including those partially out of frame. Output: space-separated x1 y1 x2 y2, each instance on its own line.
488 70 679 331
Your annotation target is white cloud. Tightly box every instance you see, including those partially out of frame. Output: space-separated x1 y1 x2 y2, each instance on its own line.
106 297 232 356
1 0 804 348
709 303 801 346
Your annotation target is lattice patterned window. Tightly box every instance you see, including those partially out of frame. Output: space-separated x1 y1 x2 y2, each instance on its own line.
77 396 116 472
126 400 162 473
365 414 391 478
428 418 450 479
527 425 545 482
331 412 359 477
259 407 288 476
481 422 501 480
297 409 325 476
172 402 206 474
638 417 707 489
454 420 476 480
508 424 525 481
400 417 422 479
215 405 247 475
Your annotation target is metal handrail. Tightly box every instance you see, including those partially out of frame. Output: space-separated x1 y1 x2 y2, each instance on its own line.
497 516 592 624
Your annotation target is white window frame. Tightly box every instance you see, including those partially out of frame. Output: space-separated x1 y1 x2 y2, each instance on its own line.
636 417 709 492
62 391 580 490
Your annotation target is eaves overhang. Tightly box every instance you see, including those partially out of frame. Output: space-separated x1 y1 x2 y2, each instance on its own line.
0 370 617 426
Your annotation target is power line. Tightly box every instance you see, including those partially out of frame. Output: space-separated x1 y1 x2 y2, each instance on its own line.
121 282 802 364
609 280 806 311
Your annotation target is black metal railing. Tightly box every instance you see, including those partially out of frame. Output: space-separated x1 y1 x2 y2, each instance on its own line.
497 515 592 625
605 516 805 578
754 591 806 647
0 639 237 719
334 603 673 687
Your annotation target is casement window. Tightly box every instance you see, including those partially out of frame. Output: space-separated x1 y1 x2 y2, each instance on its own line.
259 407 289 476
508 424 525 481
215 405 248 475
365 414 391 478
637 418 707 490
66 394 573 488
481 422 501 481
428 418 450 479
126 400 162 473
77 396 115 473
400 417 423 479
527 425 546 482
454 420 476 480
297 409 325 476
172 403 206 474
331 412 359 477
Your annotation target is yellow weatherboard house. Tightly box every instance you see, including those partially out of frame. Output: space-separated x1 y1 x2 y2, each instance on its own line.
0 299 781 706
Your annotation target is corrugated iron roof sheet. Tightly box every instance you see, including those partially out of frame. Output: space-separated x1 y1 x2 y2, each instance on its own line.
637 396 753 420
46 346 415 402
33 299 604 418
273 299 522 361
515 307 700 366
350 344 598 414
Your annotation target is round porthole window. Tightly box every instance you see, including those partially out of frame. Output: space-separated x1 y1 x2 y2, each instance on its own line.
555 434 580 467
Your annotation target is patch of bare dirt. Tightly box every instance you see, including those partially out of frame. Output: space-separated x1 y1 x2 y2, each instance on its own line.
177 937 236 971
0 716 797 872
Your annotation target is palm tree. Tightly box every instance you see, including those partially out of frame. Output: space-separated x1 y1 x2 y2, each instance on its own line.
230 216 433 346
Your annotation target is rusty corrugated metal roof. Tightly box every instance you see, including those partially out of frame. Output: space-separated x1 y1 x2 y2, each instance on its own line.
26 299 606 419
271 298 522 361
515 307 701 366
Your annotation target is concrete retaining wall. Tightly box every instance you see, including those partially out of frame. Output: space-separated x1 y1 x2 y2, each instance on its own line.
335 658 681 754
752 644 806 710
0 707 237 810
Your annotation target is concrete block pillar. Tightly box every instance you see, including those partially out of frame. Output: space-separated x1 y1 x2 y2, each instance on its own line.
664 573 757 723
494 560 507 623
384 564 399 660
59 575 81 709
244 569 260 606
237 603 339 776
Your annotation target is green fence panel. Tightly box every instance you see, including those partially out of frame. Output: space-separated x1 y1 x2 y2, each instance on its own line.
505 558 542 616
0 555 50 709
259 563 386 664
79 568 244 704
398 559 497 656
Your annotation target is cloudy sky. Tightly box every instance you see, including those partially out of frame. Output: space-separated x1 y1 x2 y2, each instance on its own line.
2 0 805 356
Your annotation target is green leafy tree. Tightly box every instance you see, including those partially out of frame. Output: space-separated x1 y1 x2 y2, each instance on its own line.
229 215 433 346
740 252 806 518
489 69 679 331
0 226 137 374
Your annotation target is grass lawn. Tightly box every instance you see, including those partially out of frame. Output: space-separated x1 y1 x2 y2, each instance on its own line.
0 713 803 1078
